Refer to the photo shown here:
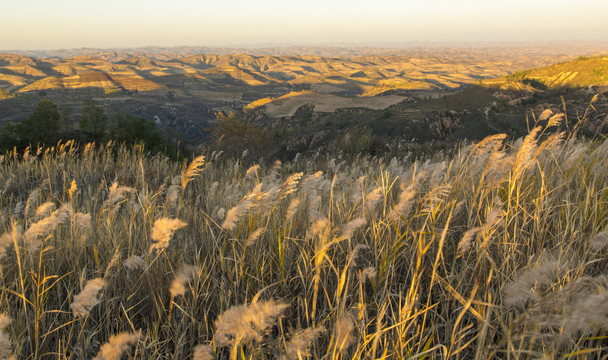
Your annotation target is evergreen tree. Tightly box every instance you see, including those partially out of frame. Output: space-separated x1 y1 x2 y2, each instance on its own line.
18 98 60 144
79 100 107 139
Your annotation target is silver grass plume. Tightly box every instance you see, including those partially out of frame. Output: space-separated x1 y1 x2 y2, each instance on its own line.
502 257 564 308
285 198 301 222
279 172 303 200
149 217 188 253
245 164 260 179
103 181 135 209
591 231 608 251
35 201 56 219
24 205 70 251
24 187 41 217
192 344 214 360
538 108 554 122
363 187 383 213
334 313 356 353
71 278 106 318
457 205 503 254
245 228 265 247
166 176 181 210
358 267 377 283
214 299 289 347
73 212 92 230
388 180 417 222
124 255 146 271
93 331 142 360
513 125 543 178
181 155 206 190
0 313 13 359
222 183 262 230
170 264 198 299
0 224 20 259
338 218 367 242
351 176 365 204
348 243 369 268
280 326 326 360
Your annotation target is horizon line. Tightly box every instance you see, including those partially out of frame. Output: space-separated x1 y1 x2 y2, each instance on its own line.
3 40 608 53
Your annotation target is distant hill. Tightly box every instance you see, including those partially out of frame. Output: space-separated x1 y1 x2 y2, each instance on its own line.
482 55 608 91
1 47 607 150
0 52 574 96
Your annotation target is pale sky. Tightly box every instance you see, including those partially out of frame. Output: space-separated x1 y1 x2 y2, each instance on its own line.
1 0 607 50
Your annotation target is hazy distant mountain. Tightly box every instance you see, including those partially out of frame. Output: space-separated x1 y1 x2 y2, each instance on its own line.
3 42 608 60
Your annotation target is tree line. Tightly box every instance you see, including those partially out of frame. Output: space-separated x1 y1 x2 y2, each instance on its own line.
0 99 177 156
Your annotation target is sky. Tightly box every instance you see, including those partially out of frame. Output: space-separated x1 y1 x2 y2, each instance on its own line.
1 0 607 50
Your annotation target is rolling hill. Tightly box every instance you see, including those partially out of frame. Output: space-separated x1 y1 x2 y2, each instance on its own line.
1 46 607 149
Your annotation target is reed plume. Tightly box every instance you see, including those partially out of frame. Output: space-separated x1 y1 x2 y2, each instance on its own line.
388 180 417 222
170 264 197 299
93 331 142 360
0 313 13 360
334 313 356 353
222 184 262 230
281 326 326 360
285 198 301 222
124 255 146 271
192 344 214 360
73 212 91 230
503 257 563 308
245 164 260 179
103 181 135 209
24 205 70 251
214 300 288 347
71 278 106 318
149 217 187 253
181 155 206 190
35 201 56 218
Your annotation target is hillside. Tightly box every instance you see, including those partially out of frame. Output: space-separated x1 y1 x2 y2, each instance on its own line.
230 56 608 158
0 52 571 97
0 125 608 358
1 47 607 149
482 55 608 91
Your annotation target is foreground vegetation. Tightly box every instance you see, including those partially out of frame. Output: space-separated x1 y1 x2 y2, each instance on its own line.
0 109 608 359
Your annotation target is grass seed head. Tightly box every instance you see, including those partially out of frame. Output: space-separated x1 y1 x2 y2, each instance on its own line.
214 300 289 347
0 313 12 359
149 217 187 253
192 344 214 360
124 255 145 271
281 326 326 360
170 264 198 299
71 278 106 318
24 205 70 251
93 331 142 360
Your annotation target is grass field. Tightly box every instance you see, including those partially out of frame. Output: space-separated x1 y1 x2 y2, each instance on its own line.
263 92 407 117
0 109 608 359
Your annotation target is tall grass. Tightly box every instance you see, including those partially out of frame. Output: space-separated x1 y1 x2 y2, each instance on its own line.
0 121 607 359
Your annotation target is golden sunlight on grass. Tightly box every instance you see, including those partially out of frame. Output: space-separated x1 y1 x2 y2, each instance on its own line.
0 114 607 358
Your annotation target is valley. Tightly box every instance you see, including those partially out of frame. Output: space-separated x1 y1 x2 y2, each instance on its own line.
0 44 607 151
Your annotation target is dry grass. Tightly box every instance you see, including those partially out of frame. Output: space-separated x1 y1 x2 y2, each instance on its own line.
0 115 607 359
